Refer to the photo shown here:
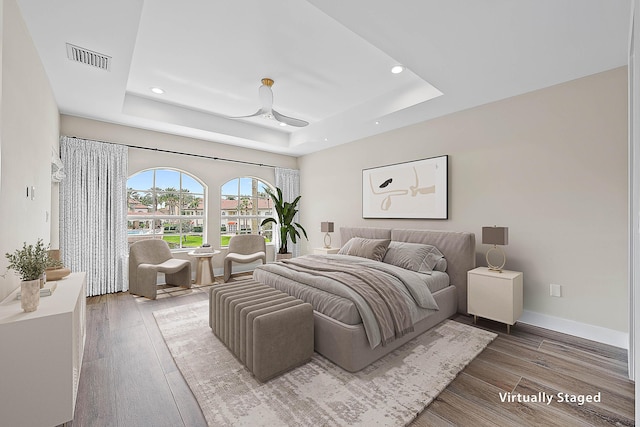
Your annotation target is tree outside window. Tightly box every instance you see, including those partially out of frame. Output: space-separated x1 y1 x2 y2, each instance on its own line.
220 177 273 247
127 169 206 249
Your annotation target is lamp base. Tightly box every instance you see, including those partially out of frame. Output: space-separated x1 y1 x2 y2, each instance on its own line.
486 246 506 272
324 233 332 249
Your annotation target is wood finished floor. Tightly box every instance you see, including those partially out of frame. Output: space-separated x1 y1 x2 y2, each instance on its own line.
69 277 635 427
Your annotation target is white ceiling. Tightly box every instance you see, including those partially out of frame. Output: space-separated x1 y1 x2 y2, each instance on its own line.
15 0 632 156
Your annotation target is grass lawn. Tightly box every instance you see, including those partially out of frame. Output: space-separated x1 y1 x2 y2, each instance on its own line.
163 234 203 248
162 234 271 249
220 235 271 247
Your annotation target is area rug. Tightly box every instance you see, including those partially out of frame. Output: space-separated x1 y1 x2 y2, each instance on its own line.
154 300 496 427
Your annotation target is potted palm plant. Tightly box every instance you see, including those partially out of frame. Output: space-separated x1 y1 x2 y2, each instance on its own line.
5 239 50 312
261 187 308 259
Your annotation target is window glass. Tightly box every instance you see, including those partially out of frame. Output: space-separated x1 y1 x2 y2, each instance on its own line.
127 169 206 249
220 177 274 247
127 170 153 192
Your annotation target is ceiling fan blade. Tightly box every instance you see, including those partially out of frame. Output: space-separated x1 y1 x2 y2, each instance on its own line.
228 107 268 119
272 109 309 127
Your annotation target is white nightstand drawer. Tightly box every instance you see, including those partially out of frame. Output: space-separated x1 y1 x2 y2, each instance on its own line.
468 267 523 330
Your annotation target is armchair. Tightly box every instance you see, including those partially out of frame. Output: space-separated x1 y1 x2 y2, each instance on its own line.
223 235 267 282
129 239 192 299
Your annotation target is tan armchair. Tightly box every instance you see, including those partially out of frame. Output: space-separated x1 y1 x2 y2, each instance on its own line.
224 235 267 282
129 239 192 299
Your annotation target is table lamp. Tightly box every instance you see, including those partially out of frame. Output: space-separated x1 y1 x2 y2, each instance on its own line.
482 226 509 272
321 222 334 248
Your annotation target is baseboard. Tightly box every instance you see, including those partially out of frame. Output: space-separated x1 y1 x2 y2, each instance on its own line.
519 310 629 350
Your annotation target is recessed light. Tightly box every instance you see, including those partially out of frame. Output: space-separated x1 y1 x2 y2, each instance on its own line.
375 121 380 125
150 87 165 94
391 65 405 74
279 122 287 127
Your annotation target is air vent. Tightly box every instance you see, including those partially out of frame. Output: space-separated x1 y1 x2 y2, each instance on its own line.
66 43 111 71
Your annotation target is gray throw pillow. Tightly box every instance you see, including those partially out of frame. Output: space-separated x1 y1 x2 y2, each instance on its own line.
338 237 391 262
382 241 446 274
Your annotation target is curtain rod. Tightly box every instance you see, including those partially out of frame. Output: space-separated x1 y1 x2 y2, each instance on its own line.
65 136 278 169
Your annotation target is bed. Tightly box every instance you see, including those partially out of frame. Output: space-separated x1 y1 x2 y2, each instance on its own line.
253 227 476 372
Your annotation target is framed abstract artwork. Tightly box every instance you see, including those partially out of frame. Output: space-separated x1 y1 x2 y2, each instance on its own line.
362 155 448 219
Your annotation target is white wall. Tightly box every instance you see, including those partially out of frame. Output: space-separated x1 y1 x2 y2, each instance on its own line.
299 67 628 337
630 0 639 419
59 115 298 272
0 0 59 301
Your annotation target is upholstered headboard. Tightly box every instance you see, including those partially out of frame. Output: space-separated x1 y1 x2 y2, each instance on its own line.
340 227 391 242
339 227 476 313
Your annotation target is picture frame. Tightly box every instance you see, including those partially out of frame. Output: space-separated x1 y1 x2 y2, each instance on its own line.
362 155 448 219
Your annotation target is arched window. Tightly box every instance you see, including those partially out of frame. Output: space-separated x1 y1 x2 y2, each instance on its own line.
127 169 206 249
220 177 274 247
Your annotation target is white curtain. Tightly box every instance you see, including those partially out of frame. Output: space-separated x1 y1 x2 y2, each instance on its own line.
275 168 303 257
60 136 129 296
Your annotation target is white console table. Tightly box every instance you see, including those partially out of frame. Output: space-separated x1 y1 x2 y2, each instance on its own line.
0 272 86 427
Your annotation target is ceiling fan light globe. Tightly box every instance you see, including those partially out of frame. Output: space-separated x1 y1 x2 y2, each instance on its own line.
229 78 309 127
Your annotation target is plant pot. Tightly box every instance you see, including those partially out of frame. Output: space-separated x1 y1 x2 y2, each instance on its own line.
276 253 293 261
21 279 40 312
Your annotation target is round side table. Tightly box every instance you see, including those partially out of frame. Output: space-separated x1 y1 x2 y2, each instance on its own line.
188 250 220 285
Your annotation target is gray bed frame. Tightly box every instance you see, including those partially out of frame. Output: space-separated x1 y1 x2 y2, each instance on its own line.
261 227 477 372
316 227 476 372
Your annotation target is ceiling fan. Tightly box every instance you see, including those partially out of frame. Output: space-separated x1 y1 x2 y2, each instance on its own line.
230 78 309 127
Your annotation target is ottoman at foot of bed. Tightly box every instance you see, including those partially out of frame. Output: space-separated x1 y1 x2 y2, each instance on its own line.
209 281 314 382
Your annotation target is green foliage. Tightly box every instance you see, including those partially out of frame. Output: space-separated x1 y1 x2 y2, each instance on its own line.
5 239 50 281
47 257 64 269
260 187 308 254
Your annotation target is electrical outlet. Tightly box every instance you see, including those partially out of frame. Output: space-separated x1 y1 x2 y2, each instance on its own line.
550 283 562 297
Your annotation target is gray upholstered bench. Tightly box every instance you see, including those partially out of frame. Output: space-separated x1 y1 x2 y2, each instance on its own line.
209 281 314 382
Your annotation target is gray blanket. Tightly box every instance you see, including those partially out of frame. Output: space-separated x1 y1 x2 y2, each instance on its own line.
281 257 413 345
254 254 440 348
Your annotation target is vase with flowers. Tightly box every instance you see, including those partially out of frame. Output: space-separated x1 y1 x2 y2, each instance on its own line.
5 239 51 312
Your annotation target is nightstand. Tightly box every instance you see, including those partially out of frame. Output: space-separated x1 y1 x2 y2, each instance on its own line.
314 247 340 255
467 267 523 333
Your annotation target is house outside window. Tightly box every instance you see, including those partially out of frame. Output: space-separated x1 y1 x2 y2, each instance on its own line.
220 177 274 247
127 169 206 249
